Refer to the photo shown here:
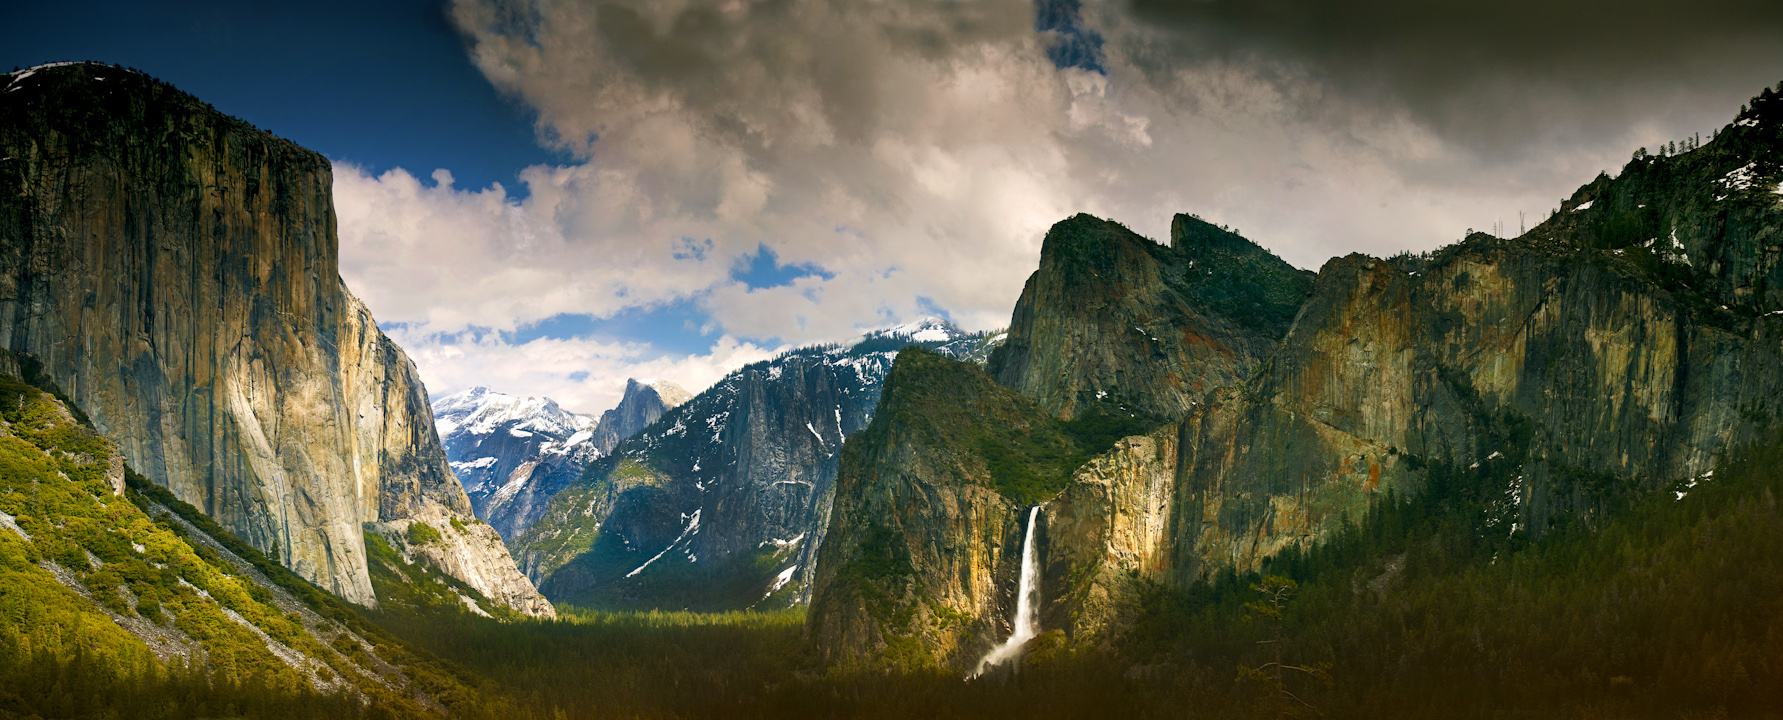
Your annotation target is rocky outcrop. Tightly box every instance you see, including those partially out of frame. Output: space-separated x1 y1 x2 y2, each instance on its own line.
0 63 549 616
590 378 691 454
806 348 1048 671
808 215 1312 668
365 511 556 618
514 319 1004 610
1040 425 1177 646
806 346 1184 667
987 213 1313 420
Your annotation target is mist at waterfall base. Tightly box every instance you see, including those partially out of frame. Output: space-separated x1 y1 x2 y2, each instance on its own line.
974 505 1044 678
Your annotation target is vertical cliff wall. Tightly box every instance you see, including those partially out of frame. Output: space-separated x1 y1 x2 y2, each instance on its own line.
0 63 550 616
986 213 1313 420
589 378 692 455
1040 424 1177 646
1168 88 1783 584
806 349 1039 671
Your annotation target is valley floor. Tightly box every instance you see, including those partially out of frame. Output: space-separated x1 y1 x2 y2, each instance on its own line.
10 429 1783 720
364 426 1783 720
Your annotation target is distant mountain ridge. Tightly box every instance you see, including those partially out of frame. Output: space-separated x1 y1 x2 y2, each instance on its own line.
434 379 690 539
511 318 1005 609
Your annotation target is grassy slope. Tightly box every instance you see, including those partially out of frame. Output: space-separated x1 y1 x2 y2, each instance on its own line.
0 363 521 719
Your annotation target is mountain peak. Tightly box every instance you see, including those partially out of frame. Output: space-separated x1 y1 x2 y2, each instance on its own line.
871 316 962 343
624 377 693 408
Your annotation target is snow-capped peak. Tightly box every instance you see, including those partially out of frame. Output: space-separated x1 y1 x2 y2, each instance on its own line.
433 387 598 440
867 316 964 344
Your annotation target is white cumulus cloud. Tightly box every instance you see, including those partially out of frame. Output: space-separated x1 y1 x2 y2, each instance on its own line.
332 0 1772 413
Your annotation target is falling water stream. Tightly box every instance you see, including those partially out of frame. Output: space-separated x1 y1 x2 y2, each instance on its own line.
973 505 1041 677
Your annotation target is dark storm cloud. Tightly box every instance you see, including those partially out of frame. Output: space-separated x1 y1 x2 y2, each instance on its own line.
1122 0 1783 156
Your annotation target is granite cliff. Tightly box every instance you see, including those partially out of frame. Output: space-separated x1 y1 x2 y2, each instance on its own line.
806 348 1177 669
806 349 1054 671
590 378 693 455
811 83 1783 668
0 63 550 617
987 213 1313 420
0 361 516 713
1171 87 1783 583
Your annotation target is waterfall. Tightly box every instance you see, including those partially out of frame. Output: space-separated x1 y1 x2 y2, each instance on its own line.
973 505 1041 677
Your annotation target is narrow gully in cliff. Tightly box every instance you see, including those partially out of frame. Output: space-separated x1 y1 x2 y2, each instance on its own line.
973 505 1042 677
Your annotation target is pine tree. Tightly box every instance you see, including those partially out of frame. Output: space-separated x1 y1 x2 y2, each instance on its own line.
1238 576 1332 719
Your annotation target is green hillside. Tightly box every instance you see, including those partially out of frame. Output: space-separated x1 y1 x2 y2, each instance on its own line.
0 358 517 719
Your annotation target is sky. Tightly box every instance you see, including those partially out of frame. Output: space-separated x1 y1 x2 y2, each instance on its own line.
7 0 1783 415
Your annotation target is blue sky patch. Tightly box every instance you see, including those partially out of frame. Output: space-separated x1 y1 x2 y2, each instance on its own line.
730 244 836 290
502 298 722 358
3 0 566 195
1034 0 1106 74
914 296 954 323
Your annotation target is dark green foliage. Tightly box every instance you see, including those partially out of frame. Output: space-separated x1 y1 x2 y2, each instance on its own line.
1058 404 1164 457
549 542 800 612
972 431 1081 507
405 521 441 547
0 642 371 720
871 347 1122 505
368 607 1196 720
1120 428 1783 718
849 335 916 355
1170 213 1318 340
833 522 919 626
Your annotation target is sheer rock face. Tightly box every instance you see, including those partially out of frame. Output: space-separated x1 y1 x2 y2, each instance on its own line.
1172 243 1781 584
0 63 550 616
520 349 886 608
806 350 1033 672
1171 92 1783 583
1041 425 1178 646
805 350 1182 667
811 215 1311 668
590 379 692 455
987 213 1314 420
